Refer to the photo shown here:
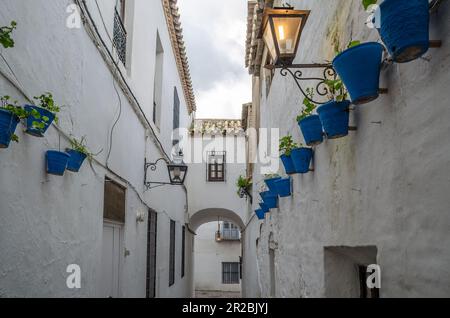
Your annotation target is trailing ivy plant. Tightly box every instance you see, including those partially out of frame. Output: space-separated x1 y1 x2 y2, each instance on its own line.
236 175 252 198
0 95 28 142
30 92 61 130
0 21 17 49
279 135 299 156
296 88 317 122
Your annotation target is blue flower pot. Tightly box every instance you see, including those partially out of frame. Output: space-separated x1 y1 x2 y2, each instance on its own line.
291 148 313 174
66 149 87 172
264 177 281 193
46 150 70 176
25 105 55 137
380 0 429 63
0 109 20 149
255 209 265 220
333 42 383 105
259 202 269 213
260 191 278 209
280 154 296 175
317 100 351 139
298 115 323 146
275 178 291 198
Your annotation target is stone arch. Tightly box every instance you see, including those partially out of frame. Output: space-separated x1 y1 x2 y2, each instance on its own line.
189 208 245 232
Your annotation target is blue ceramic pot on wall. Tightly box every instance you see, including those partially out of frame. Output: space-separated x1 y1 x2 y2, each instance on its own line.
255 209 265 220
260 191 278 209
379 0 429 63
264 177 281 193
317 100 351 139
46 150 70 176
333 42 383 105
0 109 20 149
280 154 296 175
275 178 292 198
259 202 269 213
66 149 88 172
298 115 323 146
24 105 55 137
291 147 313 174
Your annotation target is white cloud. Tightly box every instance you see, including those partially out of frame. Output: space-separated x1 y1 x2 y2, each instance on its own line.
178 0 251 119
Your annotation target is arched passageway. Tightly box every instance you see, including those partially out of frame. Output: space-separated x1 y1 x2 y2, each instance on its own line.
189 208 245 298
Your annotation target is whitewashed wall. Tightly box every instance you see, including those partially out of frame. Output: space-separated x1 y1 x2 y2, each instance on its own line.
194 222 241 293
243 0 450 297
0 0 192 297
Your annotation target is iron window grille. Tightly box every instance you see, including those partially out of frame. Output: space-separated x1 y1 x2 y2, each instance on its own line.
146 209 157 298
221 222 240 241
207 151 226 182
113 8 127 66
169 220 176 286
222 262 240 284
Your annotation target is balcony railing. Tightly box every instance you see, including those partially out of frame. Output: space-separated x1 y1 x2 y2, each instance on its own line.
113 8 127 66
221 228 240 241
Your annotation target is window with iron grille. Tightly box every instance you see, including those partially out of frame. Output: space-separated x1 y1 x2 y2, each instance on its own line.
173 87 180 145
169 220 176 286
113 2 127 66
222 262 240 284
146 209 157 298
207 151 226 182
221 221 240 241
181 226 185 278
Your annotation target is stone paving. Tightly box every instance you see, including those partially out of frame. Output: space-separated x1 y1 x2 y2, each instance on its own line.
195 290 241 298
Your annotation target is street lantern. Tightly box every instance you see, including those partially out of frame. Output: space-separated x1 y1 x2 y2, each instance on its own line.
167 161 188 185
144 150 188 190
261 7 310 66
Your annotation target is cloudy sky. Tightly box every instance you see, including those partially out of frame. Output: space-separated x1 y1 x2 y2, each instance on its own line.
178 0 251 119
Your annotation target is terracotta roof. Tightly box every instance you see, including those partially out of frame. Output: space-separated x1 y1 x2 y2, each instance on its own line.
162 0 196 113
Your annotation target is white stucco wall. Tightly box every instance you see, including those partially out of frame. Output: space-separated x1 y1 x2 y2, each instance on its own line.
194 222 241 293
186 135 249 229
243 0 450 298
0 0 192 298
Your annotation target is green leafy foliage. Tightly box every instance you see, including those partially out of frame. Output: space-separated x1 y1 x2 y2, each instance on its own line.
264 173 281 180
1 95 27 143
70 136 95 160
362 0 378 11
296 88 317 122
0 21 17 49
279 135 299 156
0 95 27 119
324 79 348 102
33 92 60 127
236 175 252 197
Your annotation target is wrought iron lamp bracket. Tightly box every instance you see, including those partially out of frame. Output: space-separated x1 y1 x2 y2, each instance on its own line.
270 63 339 105
144 157 171 190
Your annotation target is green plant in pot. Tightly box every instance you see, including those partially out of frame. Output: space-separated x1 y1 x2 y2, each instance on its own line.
66 136 95 173
279 135 299 175
0 21 17 49
236 175 252 199
25 92 61 137
0 95 28 148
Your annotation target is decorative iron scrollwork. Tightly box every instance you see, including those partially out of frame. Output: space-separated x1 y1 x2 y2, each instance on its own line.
279 64 338 105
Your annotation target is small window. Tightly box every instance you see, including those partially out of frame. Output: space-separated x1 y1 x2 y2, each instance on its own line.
113 0 127 66
169 220 176 286
173 87 180 145
221 221 240 241
103 178 126 223
222 262 240 284
207 151 226 182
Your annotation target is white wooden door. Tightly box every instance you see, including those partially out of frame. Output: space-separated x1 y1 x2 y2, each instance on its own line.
100 222 122 298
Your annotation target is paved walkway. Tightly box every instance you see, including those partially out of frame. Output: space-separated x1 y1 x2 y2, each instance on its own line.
195 290 241 298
